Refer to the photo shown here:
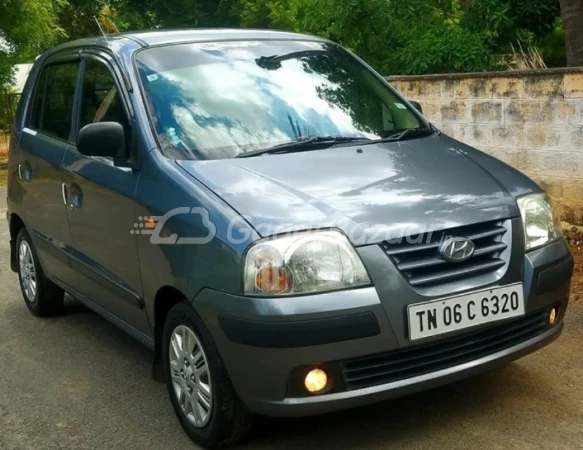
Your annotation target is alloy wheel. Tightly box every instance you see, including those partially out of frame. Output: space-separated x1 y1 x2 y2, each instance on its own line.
19 240 37 303
169 325 213 428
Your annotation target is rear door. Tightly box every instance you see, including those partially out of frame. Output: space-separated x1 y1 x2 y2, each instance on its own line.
17 54 80 284
61 52 149 336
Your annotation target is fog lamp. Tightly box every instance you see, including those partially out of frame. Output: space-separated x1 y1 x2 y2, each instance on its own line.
549 307 558 325
304 369 328 393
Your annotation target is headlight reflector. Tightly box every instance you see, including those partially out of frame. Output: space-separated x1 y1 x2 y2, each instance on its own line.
517 193 562 251
243 230 370 296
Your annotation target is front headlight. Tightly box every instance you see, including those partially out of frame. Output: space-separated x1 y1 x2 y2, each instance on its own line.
243 230 371 296
517 193 562 251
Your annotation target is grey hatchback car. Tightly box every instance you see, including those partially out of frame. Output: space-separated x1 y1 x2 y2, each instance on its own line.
7 29 574 448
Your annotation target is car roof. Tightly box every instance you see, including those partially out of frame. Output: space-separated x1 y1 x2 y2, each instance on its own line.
47 28 327 55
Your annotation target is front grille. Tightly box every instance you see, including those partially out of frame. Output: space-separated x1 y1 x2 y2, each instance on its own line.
382 220 508 287
341 310 549 391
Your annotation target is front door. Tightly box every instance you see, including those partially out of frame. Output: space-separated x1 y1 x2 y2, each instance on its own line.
62 54 149 336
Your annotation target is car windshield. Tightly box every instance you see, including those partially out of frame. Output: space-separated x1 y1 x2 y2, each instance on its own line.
135 40 427 160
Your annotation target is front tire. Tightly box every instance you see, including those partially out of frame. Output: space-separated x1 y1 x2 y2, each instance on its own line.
162 303 253 448
16 228 64 316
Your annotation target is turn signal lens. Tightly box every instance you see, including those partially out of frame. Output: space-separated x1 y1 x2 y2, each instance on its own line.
255 266 291 295
145 217 156 229
304 369 328 393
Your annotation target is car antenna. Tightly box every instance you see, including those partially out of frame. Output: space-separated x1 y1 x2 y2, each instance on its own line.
94 16 109 42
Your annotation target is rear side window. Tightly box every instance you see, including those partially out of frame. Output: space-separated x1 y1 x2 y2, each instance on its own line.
30 62 79 141
79 59 129 130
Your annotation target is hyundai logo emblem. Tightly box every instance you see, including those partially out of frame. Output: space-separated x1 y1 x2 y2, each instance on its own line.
439 237 475 262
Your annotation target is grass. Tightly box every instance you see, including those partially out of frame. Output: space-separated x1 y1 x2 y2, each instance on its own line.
0 167 6 187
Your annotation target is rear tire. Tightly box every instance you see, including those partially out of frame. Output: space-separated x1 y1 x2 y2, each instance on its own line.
16 228 64 317
162 303 253 448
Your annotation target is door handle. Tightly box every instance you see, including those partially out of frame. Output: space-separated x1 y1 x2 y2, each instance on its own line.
19 162 32 182
70 182 83 209
61 183 68 205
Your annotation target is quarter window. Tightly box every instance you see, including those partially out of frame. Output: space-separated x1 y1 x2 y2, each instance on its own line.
30 62 79 141
29 69 48 130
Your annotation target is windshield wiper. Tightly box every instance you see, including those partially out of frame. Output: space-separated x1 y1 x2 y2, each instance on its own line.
371 127 437 143
236 136 371 158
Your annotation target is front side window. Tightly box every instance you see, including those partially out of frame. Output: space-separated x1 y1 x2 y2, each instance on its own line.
79 59 129 131
135 40 426 160
30 62 79 141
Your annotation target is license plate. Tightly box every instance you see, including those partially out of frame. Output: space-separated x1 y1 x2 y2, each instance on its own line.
408 283 525 341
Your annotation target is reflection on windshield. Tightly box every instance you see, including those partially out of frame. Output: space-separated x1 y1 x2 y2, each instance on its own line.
136 40 425 160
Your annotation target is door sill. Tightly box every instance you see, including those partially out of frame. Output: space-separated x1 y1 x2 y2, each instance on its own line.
51 277 155 350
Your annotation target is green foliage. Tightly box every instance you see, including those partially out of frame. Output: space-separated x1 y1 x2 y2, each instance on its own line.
396 25 495 74
109 1 157 31
0 0 67 85
537 17 567 68
463 0 561 52
124 0 238 28
381 0 495 74
511 0 561 36
234 0 493 74
234 0 563 74
462 0 513 49
57 0 108 39
0 0 570 85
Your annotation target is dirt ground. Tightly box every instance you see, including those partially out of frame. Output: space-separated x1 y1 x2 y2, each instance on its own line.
568 243 583 305
564 224 583 304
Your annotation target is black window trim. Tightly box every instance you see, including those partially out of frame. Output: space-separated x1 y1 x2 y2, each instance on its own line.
25 50 82 145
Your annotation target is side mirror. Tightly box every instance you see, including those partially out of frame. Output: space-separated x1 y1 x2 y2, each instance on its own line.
77 122 126 158
409 101 423 114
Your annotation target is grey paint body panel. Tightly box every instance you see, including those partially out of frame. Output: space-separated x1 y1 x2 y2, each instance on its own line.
177 135 523 246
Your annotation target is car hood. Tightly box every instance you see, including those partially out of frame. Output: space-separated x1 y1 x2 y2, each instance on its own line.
177 135 525 245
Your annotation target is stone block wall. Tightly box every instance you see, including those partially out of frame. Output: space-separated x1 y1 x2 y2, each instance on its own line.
388 69 583 224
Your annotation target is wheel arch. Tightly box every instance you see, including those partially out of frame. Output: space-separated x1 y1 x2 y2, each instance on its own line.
9 213 26 272
152 285 189 382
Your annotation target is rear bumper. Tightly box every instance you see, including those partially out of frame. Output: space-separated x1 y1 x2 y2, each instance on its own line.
192 238 572 417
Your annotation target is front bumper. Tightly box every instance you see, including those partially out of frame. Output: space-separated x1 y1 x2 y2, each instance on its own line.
245 322 562 417
193 238 573 417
